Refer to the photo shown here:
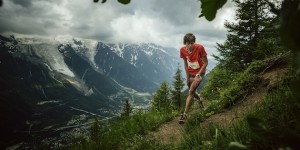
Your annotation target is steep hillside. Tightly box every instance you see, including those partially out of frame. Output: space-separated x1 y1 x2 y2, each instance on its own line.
0 35 118 148
147 55 290 145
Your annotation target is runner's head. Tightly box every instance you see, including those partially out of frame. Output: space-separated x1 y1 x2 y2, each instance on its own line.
184 33 195 51
183 33 196 45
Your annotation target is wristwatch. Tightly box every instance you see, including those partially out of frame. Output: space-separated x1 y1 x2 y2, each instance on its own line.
196 74 201 78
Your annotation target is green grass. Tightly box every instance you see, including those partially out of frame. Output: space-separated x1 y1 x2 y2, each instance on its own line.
180 69 300 150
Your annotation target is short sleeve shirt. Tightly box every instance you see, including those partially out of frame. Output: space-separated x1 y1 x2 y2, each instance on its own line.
180 43 207 75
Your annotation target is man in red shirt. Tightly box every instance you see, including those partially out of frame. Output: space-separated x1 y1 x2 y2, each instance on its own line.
179 33 208 124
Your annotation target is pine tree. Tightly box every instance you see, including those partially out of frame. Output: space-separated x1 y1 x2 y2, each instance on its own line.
120 98 133 117
90 118 101 142
171 64 185 107
214 0 275 72
151 81 171 112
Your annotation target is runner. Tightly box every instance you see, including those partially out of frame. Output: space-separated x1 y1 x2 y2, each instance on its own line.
179 33 208 124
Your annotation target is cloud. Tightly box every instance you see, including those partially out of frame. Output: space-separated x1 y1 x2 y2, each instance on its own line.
0 0 70 35
0 0 235 55
11 0 33 8
110 10 172 44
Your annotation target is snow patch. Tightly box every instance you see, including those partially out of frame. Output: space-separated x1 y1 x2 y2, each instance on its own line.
37 100 60 105
112 43 125 57
52 58 75 77
144 49 153 56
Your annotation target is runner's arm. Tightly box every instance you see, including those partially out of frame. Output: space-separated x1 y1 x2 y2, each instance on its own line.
197 56 208 76
183 58 190 86
183 58 189 78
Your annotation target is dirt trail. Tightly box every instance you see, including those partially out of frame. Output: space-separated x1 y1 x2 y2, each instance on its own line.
147 116 185 144
147 63 289 145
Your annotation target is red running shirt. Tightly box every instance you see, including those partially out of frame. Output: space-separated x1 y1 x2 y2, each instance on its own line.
180 43 207 75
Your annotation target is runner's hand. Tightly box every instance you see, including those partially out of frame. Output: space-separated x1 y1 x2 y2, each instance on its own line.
190 76 202 90
194 75 202 83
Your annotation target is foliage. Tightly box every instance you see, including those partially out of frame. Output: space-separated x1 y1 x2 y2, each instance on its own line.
89 119 101 142
200 65 236 101
200 0 300 75
231 73 299 149
200 0 227 21
94 0 130 5
214 0 277 72
254 22 285 59
219 60 265 107
179 0 300 149
180 67 300 150
151 81 173 112
201 60 265 113
244 76 300 149
279 0 300 75
171 64 185 108
120 98 133 118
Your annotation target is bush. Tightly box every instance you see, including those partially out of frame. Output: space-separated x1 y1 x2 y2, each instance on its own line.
218 60 266 108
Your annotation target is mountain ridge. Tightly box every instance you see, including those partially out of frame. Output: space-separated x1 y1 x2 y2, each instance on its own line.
0 34 182 148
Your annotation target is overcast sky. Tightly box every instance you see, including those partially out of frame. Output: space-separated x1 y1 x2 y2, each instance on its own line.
0 0 236 62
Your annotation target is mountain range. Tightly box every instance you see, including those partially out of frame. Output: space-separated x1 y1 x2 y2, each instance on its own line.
0 34 183 148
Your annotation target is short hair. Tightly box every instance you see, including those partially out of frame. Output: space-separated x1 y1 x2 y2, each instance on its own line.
183 33 196 44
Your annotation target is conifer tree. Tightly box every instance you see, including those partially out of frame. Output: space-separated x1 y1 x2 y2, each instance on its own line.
90 118 101 142
120 98 133 117
171 64 185 107
151 81 171 112
214 0 275 72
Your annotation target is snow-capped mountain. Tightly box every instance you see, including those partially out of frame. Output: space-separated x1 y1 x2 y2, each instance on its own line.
107 43 180 85
0 34 181 148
